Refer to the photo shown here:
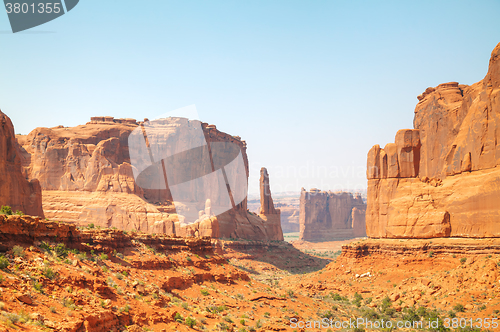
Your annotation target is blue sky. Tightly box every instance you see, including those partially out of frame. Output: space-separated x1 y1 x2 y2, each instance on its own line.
1 0 499 194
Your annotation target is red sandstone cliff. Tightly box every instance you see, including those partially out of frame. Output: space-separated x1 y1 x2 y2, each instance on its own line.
299 188 366 241
17 117 282 240
0 111 43 217
366 42 500 238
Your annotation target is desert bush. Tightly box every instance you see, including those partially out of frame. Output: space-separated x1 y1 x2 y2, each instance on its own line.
453 303 465 312
43 267 56 279
0 256 9 269
54 243 68 258
174 312 184 322
460 257 467 264
100 253 108 260
352 292 363 307
0 206 13 215
12 245 25 257
201 289 210 296
329 292 348 302
33 281 43 293
39 241 51 252
185 317 196 328
3 312 20 324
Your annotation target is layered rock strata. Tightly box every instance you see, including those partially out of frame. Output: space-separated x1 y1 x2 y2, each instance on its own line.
17 117 283 240
366 42 500 238
299 188 366 241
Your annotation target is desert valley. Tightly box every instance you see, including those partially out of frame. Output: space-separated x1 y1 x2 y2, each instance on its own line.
0 42 500 332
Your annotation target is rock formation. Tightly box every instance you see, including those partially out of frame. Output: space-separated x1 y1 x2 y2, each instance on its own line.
276 202 300 233
366 42 500 238
17 116 283 240
256 168 284 241
0 111 43 217
299 188 366 241
246 196 300 233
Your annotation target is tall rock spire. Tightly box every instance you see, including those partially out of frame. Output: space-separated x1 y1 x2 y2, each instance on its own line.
259 167 277 215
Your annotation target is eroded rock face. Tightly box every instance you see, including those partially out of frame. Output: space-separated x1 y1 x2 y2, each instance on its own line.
0 111 43 217
18 117 282 240
299 188 366 241
366 42 500 238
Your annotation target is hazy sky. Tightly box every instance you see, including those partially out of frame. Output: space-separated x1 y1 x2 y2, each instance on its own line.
1 1 499 194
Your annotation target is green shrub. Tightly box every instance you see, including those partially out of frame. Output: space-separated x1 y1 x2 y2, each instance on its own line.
460 257 467 264
43 267 56 280
4 312 20 323
0 206 13 215
185 317 196 328
100 253 108 260
40 241 51 252
174 312 184 322
240 318 246 325
453 303 465 312
88 223 95 229
55 243 68 258
12 245 25 257
0 256 9 269
201 289 210 296
33 281 43 293
330 292 348 301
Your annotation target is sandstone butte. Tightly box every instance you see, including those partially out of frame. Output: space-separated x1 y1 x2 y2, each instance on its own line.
14 116 283 241
299 188 366 241
0 111 44 218
366 42 500 238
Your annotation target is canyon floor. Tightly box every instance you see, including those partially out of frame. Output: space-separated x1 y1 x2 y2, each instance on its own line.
1 221 500 331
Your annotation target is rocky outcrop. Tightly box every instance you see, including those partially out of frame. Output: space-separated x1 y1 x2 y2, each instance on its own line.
17 117 283 241
0 214 213 254
256 168 284 241
366 42 500 238
0 111 43 217
299 188 366 241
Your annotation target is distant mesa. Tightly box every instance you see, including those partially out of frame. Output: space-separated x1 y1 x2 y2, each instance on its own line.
14 115 281 241
299 188 366 241
366 42 500 239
